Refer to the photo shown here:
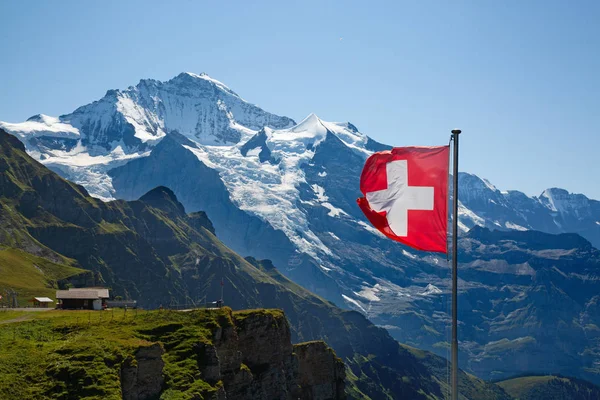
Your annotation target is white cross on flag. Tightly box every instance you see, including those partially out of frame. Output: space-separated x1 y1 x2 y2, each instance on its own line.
357 146 449 253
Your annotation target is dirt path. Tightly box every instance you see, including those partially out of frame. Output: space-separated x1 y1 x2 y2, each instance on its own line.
0 314 33 325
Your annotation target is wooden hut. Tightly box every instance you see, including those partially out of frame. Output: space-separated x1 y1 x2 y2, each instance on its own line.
29 297 54 308
56 288 109 310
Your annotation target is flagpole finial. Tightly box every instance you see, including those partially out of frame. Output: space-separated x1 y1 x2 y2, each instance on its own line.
451 129 461 135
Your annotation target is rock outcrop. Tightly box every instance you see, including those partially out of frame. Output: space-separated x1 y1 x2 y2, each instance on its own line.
200 309 346 400
121 344 165 400
295 341 346 400
120 308 345 400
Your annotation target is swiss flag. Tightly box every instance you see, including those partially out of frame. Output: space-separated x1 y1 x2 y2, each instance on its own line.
357 146 449 253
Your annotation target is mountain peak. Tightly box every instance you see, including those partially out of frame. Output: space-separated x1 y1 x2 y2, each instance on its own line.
181 71 207 79
459 172 499 192
540 187 570 199
539 187 592 215
139 186 185 215
167 71 238 97
291 113 327 134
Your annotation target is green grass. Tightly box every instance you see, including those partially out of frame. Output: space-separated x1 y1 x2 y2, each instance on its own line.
344 363 373 399
0 247 85 305
96 221 129 234
497 375 557 398
0 307 242 399
0 310 29 322
233 308 284 322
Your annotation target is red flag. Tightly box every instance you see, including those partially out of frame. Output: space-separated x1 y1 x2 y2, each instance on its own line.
357 146 449 253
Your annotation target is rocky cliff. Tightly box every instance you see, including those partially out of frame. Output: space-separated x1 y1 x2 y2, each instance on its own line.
123 308 346 400
0 307 345 400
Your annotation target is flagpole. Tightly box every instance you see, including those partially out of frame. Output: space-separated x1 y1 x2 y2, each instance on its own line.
451 129 461 400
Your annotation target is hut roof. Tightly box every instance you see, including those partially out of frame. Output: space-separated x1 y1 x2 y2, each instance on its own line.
33 297 54 303
56 288 109 299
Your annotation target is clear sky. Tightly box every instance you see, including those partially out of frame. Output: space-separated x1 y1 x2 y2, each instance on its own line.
1 0 599 199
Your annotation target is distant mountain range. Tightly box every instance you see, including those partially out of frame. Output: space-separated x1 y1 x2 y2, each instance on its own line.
2 72 600 384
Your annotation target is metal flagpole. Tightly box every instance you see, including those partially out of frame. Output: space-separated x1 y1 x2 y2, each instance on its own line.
451 129 461 400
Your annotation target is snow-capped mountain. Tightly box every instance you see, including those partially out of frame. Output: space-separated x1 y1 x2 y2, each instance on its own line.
3 71 600 276
6 72 294 150
3 71 600 288
3 71 600 381
0 72 294 199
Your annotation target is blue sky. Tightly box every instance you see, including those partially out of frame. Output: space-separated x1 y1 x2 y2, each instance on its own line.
1 0 599 198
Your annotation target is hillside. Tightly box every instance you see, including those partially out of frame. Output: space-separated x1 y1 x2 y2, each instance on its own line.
0 248 86 305
497 375 600 400
0 307 345 399
0 127 510 399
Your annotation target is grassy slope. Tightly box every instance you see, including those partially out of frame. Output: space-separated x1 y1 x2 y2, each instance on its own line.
497 375 600 399
0 307 243 399
0 247 84 305
498 376 555 398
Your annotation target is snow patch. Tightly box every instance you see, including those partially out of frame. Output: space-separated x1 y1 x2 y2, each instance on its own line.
181 72 238 97
357 220 385 237
311 184 348 217
246 147 261 157
311 184 328 202
419 284 442 296
322 203 347 217
482 178 498 192
402 249 417 260
328 232 340 240
342 294 367 313
116 95 166 143
33 142 148 168
505 221 528 231
457 201 486 231
355 284 381 302
0 115 80 140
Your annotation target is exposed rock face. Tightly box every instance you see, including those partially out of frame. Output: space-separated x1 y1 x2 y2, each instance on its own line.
295 341 346 400
118 309 345 399
196 342 222 383
121 343 165 400
193 309 346 400
228 311 298 399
